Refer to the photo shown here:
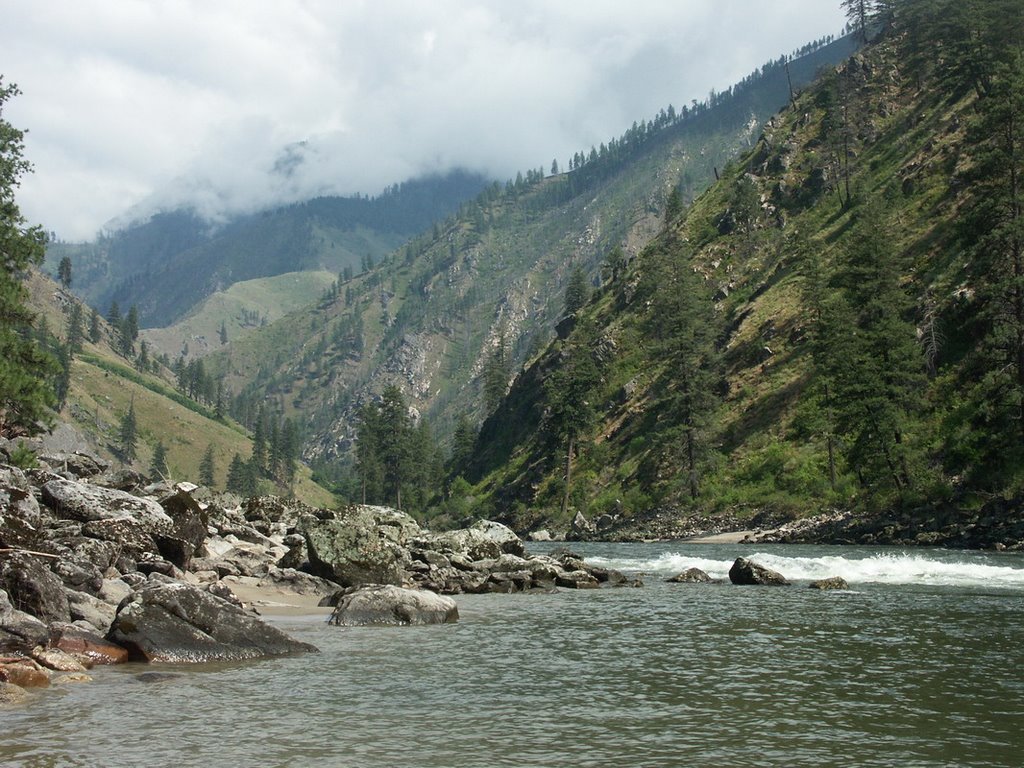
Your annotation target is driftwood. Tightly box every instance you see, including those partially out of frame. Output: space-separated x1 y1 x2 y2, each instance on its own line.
0 548 61 559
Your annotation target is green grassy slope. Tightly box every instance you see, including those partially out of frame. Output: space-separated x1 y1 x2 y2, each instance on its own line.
23 270 335 507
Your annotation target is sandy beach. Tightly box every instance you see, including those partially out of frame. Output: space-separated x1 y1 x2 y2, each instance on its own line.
219 576 334 617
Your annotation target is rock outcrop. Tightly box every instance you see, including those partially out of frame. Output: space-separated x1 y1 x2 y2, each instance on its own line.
106 581 319 663
728 557 790 586
327 584 459 626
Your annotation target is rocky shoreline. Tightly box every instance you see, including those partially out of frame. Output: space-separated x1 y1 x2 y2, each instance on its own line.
0 446 634 706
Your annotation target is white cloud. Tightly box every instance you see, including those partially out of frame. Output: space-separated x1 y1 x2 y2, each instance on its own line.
1 0 846 240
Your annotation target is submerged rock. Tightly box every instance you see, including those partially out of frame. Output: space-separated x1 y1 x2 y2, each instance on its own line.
728 557 790 586
666 567 713 583
327 584 459 626
106 581 318 662
808 576 849 591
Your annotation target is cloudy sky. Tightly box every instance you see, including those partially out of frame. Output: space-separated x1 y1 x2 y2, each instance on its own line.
2 1 846 241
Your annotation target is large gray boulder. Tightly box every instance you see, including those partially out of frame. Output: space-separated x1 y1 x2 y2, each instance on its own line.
106 581 318 663
327 585 458 626
41 479 172 532
0 465 46 549
0 588 49 654
0 552 71 623
302 506 421 587
728 557 790 586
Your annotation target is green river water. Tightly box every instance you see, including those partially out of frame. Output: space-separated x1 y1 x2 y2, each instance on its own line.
2 542 1023 767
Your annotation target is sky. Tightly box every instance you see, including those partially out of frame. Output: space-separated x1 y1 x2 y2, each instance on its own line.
1 1 847 241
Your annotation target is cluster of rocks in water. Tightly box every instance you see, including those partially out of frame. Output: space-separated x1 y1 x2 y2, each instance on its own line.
0 446 636 704
666 557 848 591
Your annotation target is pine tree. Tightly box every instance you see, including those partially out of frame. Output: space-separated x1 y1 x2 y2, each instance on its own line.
0 78 57 436
219 320 228 345
57 256 72 288
545 318 602 515
378 385 411 510
448 416 477 478
149 440 169 479
199 444 216 488
355 402 384 504
88 308 101 344
824 200 925 494
482 336 509 415
66 303 84 354
226 453 250 494
643 243 722 500
119 402 138 463
953 50 1024 483
563 266 590 317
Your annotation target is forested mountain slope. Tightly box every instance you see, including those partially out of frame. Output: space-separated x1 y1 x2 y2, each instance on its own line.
465 0 1024 534
208 33 858 489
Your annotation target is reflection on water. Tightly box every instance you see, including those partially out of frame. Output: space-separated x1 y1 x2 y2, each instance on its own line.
2 544 1023 768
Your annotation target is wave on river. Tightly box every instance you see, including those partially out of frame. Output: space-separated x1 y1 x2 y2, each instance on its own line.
587 548 1024 590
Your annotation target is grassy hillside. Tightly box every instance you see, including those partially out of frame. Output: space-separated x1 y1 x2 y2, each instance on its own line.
23 270 335 507
141 270 338 361
465 0 1024 533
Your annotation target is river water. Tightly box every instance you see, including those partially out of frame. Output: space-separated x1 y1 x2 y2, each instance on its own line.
3 543 1024 768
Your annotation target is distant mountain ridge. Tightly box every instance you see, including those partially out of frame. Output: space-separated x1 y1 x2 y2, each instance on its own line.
46 169 492 327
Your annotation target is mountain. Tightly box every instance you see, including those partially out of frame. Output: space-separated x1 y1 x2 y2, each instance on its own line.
202 32 858 487
46 169 492 327
464 0 1024 535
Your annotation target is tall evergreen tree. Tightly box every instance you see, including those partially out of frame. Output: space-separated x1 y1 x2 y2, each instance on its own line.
643 243 722 500
824 200 925 494
66 302 84 354
119 401 138 463
545 318 602 515
482 336 510 415
88 308 101 344
150 440 169 479
199 444 216 488
953 51 1024 484
355 401 384 504
563 266 590 317
0 78 57 436
57 256 72 288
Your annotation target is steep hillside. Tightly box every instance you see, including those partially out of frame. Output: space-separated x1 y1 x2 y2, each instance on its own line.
466 0 1024 534
208 34 858 482
21 269 334 507
46 170 491 327
140 270 338 362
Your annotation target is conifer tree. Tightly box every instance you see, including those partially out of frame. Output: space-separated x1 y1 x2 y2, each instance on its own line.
199 444 216 488
66 303 84 354
563 266 590 317
57 256 72 288
88 308 101 344
119 401 138 463
545 318 602 515
150 440 169 479
0 78 57 436
643 243 722 500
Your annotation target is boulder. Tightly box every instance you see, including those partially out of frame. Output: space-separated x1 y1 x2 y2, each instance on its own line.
728 557 790 586
555 570 600 589
158 484 209 567
0 552 71 623
568 510 596 540
667 568 713 583
0 588 50 654
0 681 28 704
0 659 50 689
327 585 459 626
302 506 420 587
65 589 117 632
808 576 850 591
106 581 318 662
468 520 525 557
0 465 44 540
41 478 171 533
48 623 129 666
30 647 88 673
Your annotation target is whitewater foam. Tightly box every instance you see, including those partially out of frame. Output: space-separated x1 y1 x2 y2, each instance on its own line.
587 550 1024 590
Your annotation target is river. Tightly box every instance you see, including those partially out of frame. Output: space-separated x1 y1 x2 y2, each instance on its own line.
3 543 1023 767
